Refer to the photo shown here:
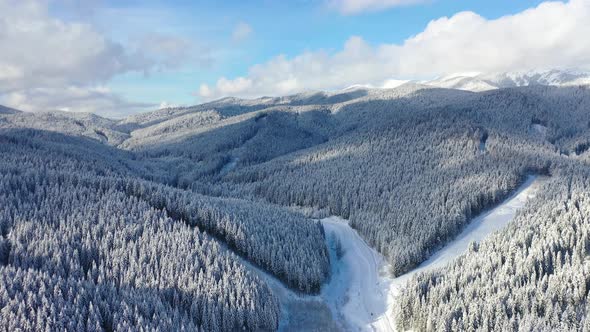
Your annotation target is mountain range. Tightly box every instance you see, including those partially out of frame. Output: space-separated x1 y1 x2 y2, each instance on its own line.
2 68 590 331
423 69 590 92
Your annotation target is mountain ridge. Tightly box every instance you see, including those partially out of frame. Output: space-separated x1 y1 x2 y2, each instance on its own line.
424 68 590 91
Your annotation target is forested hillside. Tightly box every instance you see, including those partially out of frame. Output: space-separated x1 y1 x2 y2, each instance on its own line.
3 85 590 279
2 78 590 330
0 128 330 331
397 162 590 331
220 86 589 276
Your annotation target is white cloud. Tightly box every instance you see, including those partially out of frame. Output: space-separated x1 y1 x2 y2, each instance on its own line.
1 86 156 118
232 22 253 42
198 84 213 99
0 0 187 115
198 0 590 100
328 0 429 15
0 0 152 92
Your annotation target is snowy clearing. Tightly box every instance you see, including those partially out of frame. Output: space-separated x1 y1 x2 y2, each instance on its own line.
322 217 391 331
242 175 545 331
320 175 546 331
219 156 239 175
532 123 548 136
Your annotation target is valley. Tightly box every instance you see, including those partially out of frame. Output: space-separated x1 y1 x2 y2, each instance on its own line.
1 77 590 331
3 0 590 330
269 175 545 331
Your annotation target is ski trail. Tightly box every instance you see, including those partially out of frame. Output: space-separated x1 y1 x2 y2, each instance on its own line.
240 175 545 331
321 175 546 332
322 217 390 331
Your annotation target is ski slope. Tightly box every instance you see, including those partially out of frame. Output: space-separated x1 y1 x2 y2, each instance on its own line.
320 175 546 331
242 175 545 331
322 217 393 331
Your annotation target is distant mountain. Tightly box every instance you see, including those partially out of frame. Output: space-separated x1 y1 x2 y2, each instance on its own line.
0 105 21 114
424 69 590 91
0 110 129 145
4 79 590 331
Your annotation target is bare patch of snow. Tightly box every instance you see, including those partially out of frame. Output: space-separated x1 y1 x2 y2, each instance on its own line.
532 123 548 136
219 156 239 175
478 132 488 153
479 140 486 152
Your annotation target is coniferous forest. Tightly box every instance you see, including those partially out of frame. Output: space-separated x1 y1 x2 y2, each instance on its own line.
2 82 590 331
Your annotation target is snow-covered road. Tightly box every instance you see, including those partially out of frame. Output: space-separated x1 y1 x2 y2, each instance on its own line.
320 175 546 331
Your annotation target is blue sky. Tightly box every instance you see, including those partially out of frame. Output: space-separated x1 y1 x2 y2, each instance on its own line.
87 0 546 107
1 0 587 116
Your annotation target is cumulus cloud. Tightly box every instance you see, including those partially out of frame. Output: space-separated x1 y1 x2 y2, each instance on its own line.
0 0 185 115
198 0 590 100
0 0 151 92
1 86 157 118
232 22 253 42
328 0 429 15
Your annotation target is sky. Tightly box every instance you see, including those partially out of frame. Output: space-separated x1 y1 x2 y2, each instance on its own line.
0 0 589 117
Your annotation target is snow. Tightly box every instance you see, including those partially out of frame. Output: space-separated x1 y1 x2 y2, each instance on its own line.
397 175 542 277
380 79 410 89
479 134 488 153
532 123 548 136
240 175 546 331
479 140 486 152
322 217 392 331
319 175 546 332
219 156 239 175
343 84 374 90
422 74 495 92
424 69 590 92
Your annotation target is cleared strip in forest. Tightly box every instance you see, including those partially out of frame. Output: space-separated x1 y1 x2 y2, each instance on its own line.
228 176 546 331
321 175 546 331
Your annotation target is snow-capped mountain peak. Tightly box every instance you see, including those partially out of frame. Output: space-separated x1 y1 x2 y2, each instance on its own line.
424 69 590 92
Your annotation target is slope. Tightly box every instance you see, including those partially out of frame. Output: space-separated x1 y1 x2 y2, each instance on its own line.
316 176 543 331
398 164 590 331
